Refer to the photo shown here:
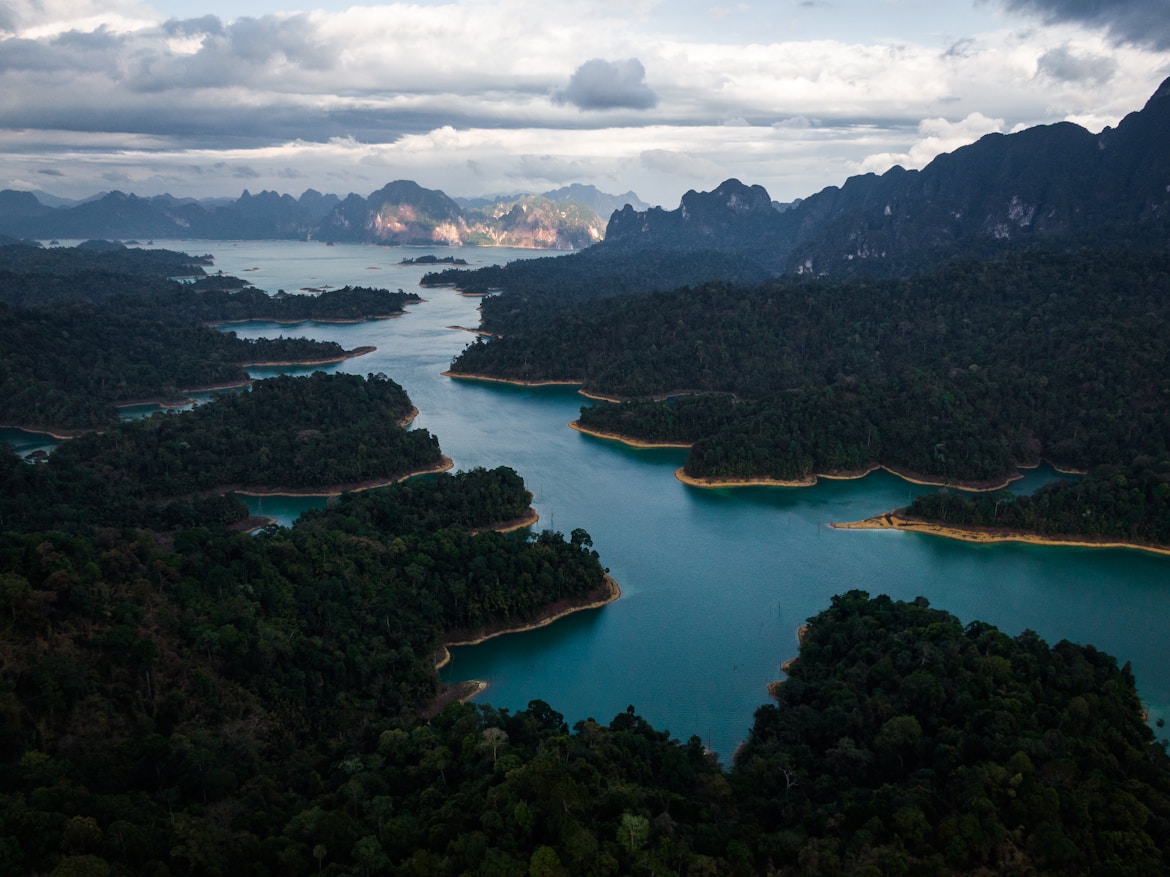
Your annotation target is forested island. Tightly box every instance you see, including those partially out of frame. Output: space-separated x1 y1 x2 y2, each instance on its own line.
836 457 1170 554
450 250 1170 494
400 254 468 266
0 303 364 431
0 242 433 431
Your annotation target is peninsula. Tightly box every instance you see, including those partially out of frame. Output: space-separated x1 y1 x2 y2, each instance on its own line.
832 511 1170 557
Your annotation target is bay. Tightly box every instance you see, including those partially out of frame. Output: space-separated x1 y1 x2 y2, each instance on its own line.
142 241 1170 758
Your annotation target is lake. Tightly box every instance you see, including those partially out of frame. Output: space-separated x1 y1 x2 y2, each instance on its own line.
68 240 1170 758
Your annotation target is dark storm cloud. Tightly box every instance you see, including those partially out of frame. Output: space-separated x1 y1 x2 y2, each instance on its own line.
1036 44 1117 84
998 0 1170 51
0 32 121 74
552 58 658 111
37 168 64 176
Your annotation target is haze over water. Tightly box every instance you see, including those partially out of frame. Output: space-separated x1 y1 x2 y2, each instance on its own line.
142 240 1170 759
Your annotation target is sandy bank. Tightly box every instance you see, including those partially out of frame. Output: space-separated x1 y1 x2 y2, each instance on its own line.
427 574 621 714
442 371 584 388
443 574 621 652
568 421 693 449
675 468 817 488
676 463 1023 492
470 507 540 534
0 423 90 440
239 344 376 367
832 512 1170 557
446 325 499 337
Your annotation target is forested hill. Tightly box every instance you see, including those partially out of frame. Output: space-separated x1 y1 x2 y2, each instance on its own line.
0 304 355 430
0 241 419 320
454 249 1170 485
901 457 1170 549
0 372 444 531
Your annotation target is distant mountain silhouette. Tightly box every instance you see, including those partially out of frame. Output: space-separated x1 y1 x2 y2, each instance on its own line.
601 76 1170 276
0 180 644 249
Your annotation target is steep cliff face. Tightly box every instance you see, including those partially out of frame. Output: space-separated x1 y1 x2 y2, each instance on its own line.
602 178 793 271
601 76 1170 276
463 195 606 249
321 180 468 245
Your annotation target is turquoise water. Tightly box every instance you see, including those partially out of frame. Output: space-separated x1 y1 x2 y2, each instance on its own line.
0 427 60 458
71 242 1170 756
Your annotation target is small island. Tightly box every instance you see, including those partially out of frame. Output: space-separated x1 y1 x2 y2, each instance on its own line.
400 254 469 266
832 457 1170 556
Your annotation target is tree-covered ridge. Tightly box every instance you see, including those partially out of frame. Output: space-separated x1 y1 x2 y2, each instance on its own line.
111 283 422 325
0 304 355 430
53 371 441 495
456 249 1170 483
0 241 419 324
0 240 212 279
0 372 442 532
902 457 1170 547
424 247 774 332
0 467 612 876
734 591 1170 875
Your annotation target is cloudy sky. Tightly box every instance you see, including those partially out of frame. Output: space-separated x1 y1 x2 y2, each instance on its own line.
2 0 1168 207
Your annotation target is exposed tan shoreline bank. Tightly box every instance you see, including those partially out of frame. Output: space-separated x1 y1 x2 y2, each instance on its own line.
239 344 376 367
442 371 584 388
832 512 1170 557
470 507 540 534
568 421 692 449
676 464 1023 493
429 574 622 711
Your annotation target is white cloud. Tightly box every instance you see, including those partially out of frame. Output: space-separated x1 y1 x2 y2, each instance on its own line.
853 112 1006 175
0 0 1166 206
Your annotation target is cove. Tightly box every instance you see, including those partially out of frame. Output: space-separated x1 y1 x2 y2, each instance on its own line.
144 241 1170 759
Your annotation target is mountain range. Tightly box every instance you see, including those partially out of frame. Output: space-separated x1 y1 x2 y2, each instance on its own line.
0 182 649 249
601 76 1170 276
2 77 1168 264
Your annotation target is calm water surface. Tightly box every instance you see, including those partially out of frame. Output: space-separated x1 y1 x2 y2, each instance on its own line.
107 241 1170 756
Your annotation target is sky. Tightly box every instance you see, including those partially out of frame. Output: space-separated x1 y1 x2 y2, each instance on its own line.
1 0 1168 208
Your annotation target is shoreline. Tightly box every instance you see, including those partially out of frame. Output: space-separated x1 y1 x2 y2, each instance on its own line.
214 314 406 327
832 512 1170 557
442 371 584 388
445 325 499 337
430 574 622 711
226 456 454 497
675 464 1024 493
239 344 376 367
0 423 90 440
568 421 692 449
470 507 540 534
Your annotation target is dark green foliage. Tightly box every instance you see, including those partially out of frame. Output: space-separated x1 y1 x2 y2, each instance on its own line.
54 371 440 494
907 457 1170 545
0 466 610 876
113 283 422 325
458 249 1170 484
0 372 441 531
0 240 211 282
733 591 1170 875
0 304 350 429
425 247 774 333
